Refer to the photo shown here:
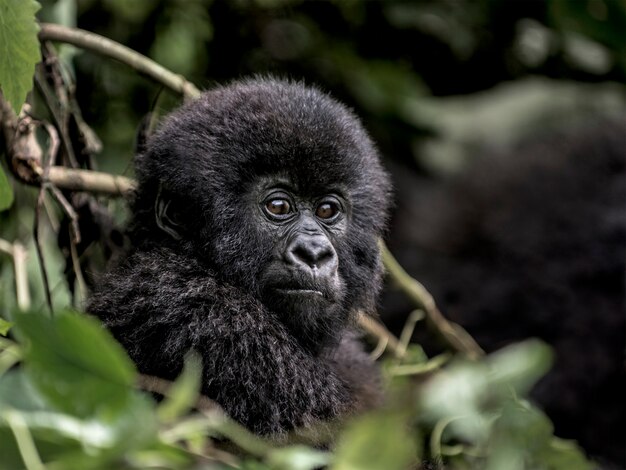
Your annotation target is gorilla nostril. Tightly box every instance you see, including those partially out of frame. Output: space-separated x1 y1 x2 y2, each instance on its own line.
290 241 336 270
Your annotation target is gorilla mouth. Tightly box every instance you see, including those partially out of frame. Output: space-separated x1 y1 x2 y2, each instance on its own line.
260 265 341 303
275 288 324 297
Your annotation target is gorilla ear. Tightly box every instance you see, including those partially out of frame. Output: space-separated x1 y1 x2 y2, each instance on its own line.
155 185 183 240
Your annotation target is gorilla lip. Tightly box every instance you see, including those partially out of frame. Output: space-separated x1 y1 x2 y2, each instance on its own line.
275 288 324 297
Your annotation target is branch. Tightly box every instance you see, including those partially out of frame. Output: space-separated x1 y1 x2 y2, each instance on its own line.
137 374 221 414
380 241 484 359
2 98 133 197
0 239 31 311
38 23 201 100
357 311 403 358
44 167 135 195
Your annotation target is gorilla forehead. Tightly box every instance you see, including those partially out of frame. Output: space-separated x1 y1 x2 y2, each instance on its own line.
143 78 384 195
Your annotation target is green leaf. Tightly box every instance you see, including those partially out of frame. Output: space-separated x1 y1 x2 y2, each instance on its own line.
491 400 554 454
486 399 593 470
267 445 332 470
0 316 13 336
0 399 159 469
0 166 14 212
419 361 491 443
0 0 42 114
0 369 46 412
15 309 136 418
487 339 553 396
539 436 593 470
0 370 159 468
157 351 202 423
124 442 194 469
0 344 20 376
333 412 416 470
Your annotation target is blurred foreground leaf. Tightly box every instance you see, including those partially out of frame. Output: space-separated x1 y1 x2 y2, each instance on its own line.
0 316 13 336
0 312 595 469
0 166 14 212
332 411 416 470
0 311 165 469
416 340 594 469
157 351 202 423
485 400 591 470
486 339 553 396
267 445 332 470
14 310 136 418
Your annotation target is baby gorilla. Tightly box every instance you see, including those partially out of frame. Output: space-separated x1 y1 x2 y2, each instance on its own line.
88 78 392 435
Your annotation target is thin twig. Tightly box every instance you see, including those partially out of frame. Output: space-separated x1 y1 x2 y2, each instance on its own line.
357 311 403 358
41 193 60 232
137 374 221 413
380 241 484 359
44 166 135 195
46 184 86 304
12 242 31 311
0 239 31 311
4 411 45 470
388 353 451 377
397 309 425 358
33 188 53 314
38 23 201 100
31 119 61 315
47 184 80 244
69 227 87 306
369 335 388 360
36 44 79 168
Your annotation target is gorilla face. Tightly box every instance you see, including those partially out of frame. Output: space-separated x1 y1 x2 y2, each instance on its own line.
255 180 348 345
157 173 353 349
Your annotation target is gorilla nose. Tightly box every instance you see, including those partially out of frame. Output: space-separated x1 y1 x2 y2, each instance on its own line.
287 237 338 274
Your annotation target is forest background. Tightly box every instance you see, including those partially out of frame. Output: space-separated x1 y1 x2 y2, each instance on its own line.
0 1 624 469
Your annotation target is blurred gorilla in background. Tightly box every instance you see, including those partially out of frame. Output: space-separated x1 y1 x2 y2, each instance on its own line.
384 115 625 467
88 78 392 436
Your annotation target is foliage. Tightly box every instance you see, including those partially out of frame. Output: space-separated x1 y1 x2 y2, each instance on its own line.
0 0 41 114
0 166 13 211
0 309 593 470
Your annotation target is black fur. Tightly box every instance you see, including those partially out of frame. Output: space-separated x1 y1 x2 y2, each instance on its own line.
88 78 391 435
385 116 625 466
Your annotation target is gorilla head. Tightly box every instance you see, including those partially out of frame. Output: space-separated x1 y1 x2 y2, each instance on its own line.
89 78 391 434
130 78 391 351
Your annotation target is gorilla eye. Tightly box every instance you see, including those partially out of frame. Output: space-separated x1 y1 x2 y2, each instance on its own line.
265 198 292 217
316 200 341 220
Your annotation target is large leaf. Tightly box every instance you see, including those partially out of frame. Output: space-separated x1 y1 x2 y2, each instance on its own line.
0 369 47 412
15 309 136 418
0 370 160 469
0 0 41 114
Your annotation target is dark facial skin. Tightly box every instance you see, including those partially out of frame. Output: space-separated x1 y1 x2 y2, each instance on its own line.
155 177 352 351
255 182 348 347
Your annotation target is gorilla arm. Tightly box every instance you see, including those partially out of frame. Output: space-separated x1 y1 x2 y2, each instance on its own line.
87 246 374 435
